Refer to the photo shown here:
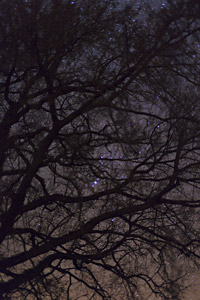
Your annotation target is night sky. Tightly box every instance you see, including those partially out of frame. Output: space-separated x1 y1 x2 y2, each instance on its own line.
1 0 200 299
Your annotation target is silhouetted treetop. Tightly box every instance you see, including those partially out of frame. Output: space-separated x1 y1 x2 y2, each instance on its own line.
0 0 200 299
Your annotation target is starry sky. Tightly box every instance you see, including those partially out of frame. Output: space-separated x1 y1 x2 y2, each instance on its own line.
1 1 199 299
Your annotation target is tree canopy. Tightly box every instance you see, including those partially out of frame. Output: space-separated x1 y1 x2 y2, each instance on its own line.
0 0 200 299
